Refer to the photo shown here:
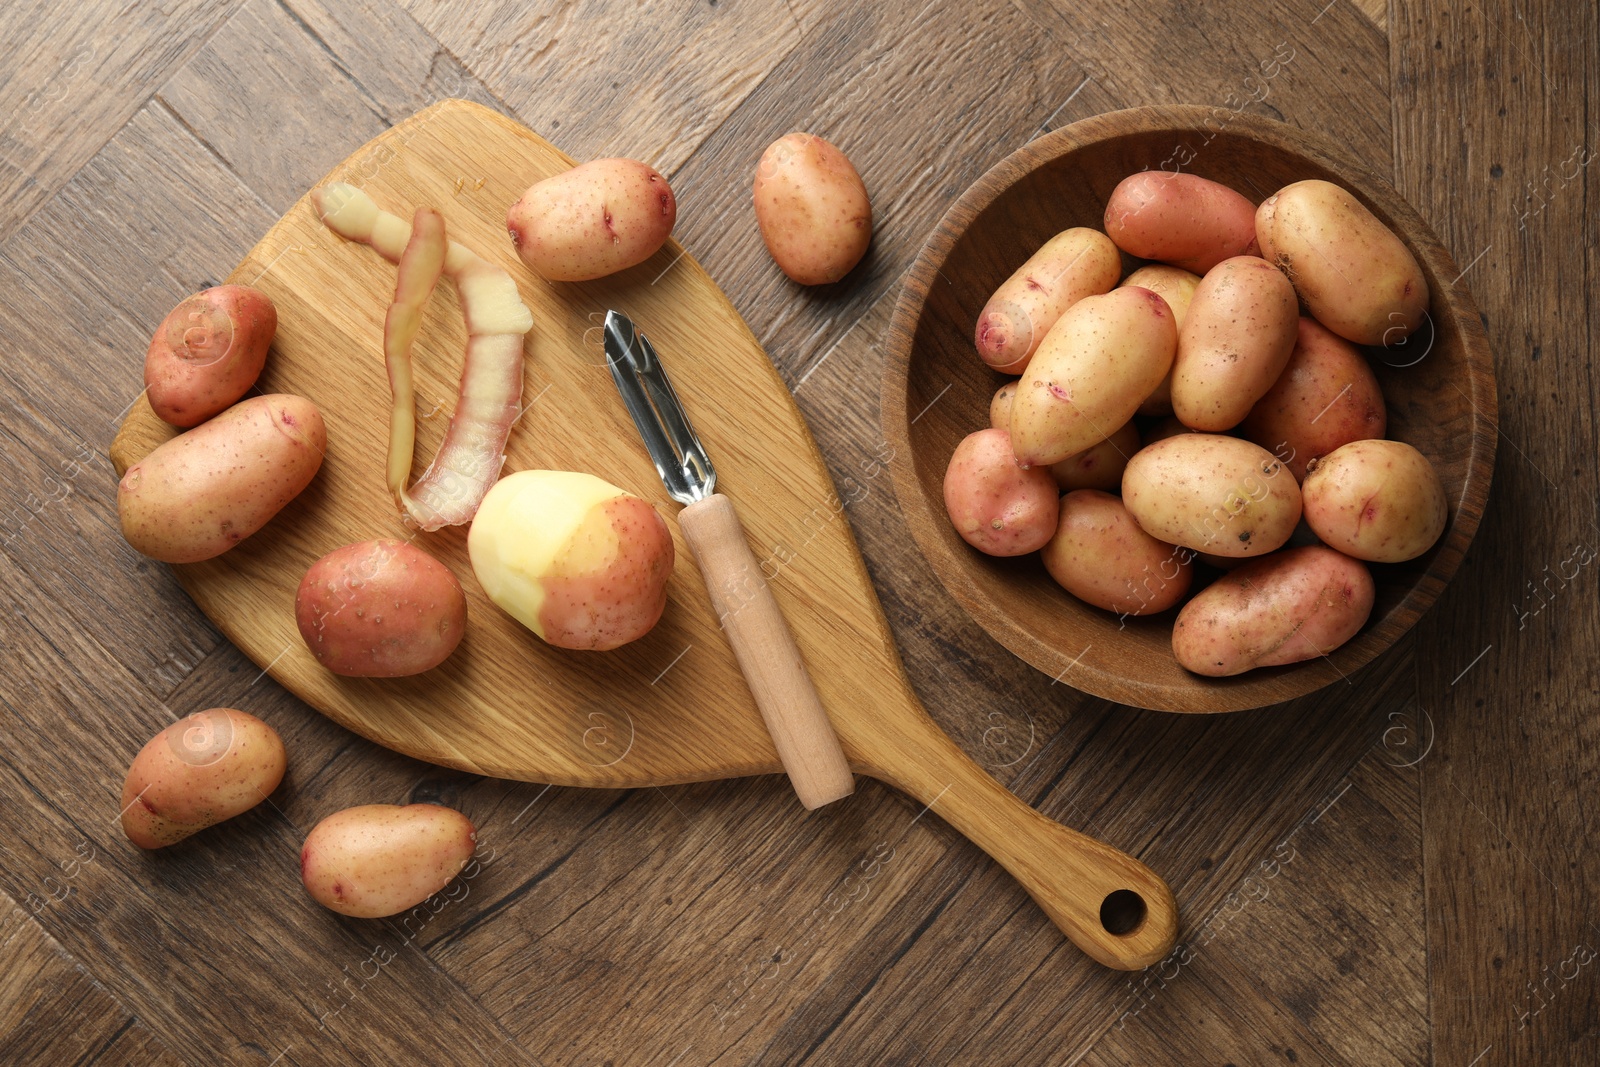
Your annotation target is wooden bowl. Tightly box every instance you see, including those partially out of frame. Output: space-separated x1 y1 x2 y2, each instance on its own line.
882 106 1497 713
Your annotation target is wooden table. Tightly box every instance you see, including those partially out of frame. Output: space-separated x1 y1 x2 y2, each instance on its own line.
1 1 1594 1063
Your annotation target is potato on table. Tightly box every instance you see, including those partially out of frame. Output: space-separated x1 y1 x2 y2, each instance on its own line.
118 393 325 563
469 470 674 650
1256 179 1429 346
144 285 277 428
1172 545 1375 676
1042 490 1192 616
753 133 872 285
1009 287 1177 467
121 708 286 848
507 158 676 281
943 428 1059 556
1121 434 1301 558
296 539 467 677
1103 171 1259 275
1239 317 1387 480
301 804 477 919
1172 256 1299 431
973 227 1120 374
1302 439 1447 562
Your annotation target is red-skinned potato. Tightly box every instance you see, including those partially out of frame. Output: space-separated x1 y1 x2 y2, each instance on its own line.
1049 419 1141 492
1010 287 1177 467
1121 434 1302 558
754 133 872 285
943 428 1058 556
1172 545 1375 676
301 804 476 919
989 382 1018 430
507 158 676 281
121 708 286 848
1122 265 1201 417
973 228 1121 374
1042 490 1193 616
1103 171 1260 274
145 285 277 427
1239 317 1387 480
296 539 466 677
1172 256 1299 431
118 394 325 563
469 470 674 650
1302 439 1447 562
1256 179 1429 345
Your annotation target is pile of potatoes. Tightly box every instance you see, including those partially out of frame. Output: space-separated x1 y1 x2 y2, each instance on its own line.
945 172 1448 677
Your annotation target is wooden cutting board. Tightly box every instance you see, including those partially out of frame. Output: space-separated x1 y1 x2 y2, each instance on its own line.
110 99 1177 970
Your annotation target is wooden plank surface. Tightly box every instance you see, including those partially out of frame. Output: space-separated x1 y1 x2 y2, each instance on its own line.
0 0 1594 1062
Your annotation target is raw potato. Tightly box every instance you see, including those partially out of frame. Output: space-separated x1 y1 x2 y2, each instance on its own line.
296 539 467 677
1172 546 1375 676
1122 265 1201 417
1049 419 1141 492
469 470 674 650
1172 256 1299 431
1121 434 1302 558
118 394 325 563
1302 439 1447 562
1010 287 1177 467
1256 179 1429 346
943 428 1059 556
145 285 277 428
121 708 286 849
753 133 872 285
301 804 477 919
989 382 1017 430
507 158 676 281
1239 317 1387 480
1042 490 1193 616
1103 171 1260 274
973 228 1121 374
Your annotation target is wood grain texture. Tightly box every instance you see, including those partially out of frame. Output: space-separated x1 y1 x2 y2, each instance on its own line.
884 106 1496 712
1393 0 1600 1064
0 0 1593 1061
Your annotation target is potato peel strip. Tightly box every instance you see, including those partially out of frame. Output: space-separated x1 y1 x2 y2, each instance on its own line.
312 183 533 530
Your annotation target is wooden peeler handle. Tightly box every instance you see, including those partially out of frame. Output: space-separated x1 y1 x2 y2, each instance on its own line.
679 493 855 810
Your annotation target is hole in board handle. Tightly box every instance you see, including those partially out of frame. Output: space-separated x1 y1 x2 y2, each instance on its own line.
1099 888 1147 936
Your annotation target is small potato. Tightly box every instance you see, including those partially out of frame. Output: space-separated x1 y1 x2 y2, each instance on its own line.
989 382 1018 430
1172 256 1299 431
469 470 674 650
1010 287 1177 467
145 285 277 428
1302 439 1447 562
1122 434 1301 558
118 394 325 563
1042 490 1193 616
121 708 286 848
943 428 1059 556
1103 171 1260 274
507 158 676 281
1122 265 1201 416
1256 179 1429 345
973 228 1121 373
753 133 872 285
1239 317 1387 480
301 804 476 919
1049 419 1141 492
296 539 467 677
1172 546 1375 676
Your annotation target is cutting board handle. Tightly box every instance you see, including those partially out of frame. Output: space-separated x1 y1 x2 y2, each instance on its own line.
872 709 1178 971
